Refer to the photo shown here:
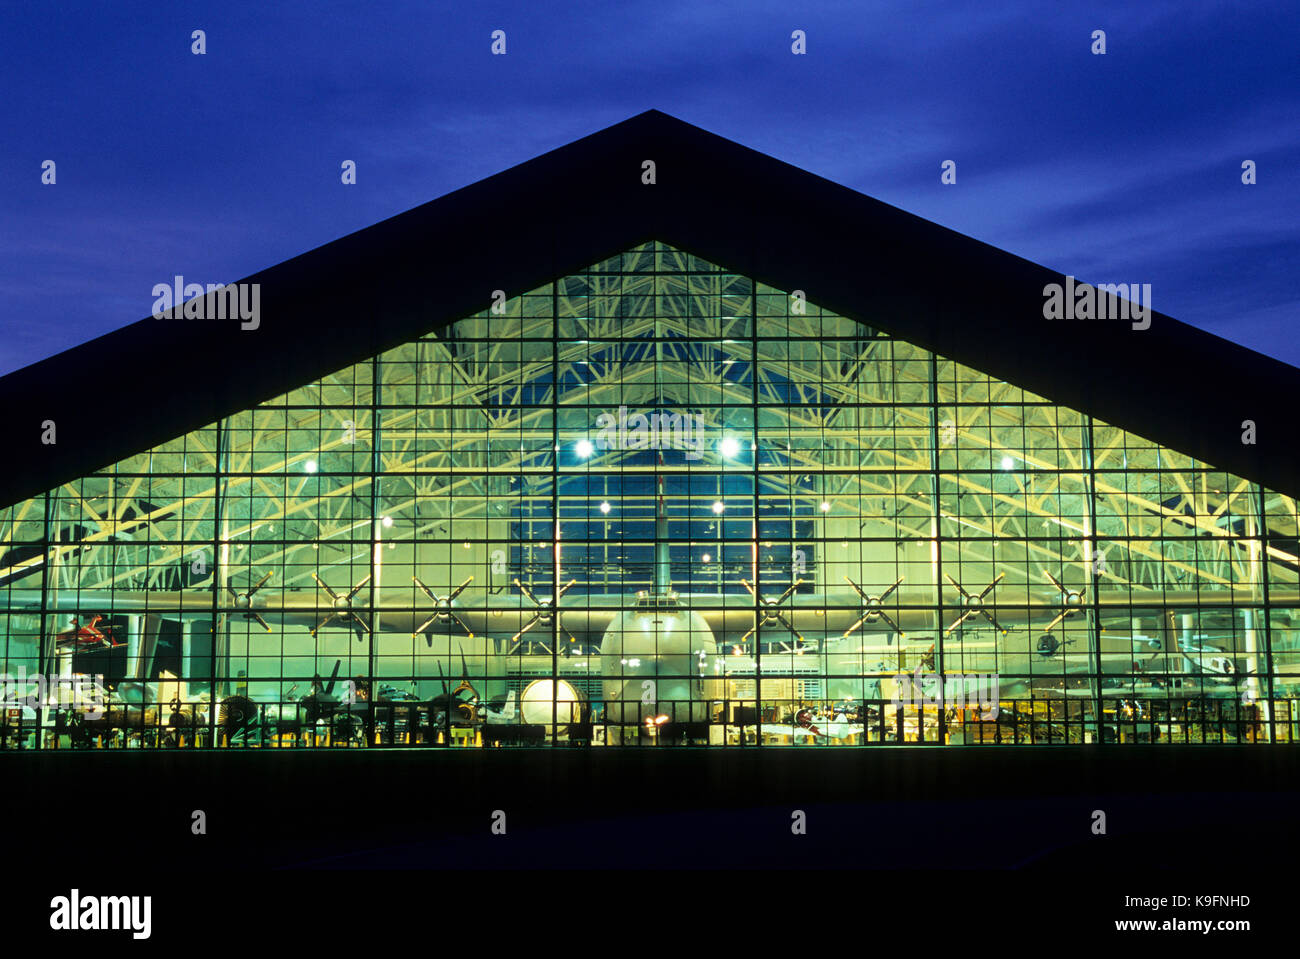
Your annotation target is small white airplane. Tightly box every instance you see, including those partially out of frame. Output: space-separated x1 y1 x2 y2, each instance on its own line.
1176 635 1249 682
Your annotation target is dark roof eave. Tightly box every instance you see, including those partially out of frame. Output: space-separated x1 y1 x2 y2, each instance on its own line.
2 110 1296 508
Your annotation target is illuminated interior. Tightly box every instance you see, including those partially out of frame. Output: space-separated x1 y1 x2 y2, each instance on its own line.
3 241 1298 748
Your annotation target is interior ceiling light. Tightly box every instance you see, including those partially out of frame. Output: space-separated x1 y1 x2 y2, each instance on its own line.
599 501 611 514
719 436 740 458
712 501 725 514
304 460 318 473
575 439 594 458
1000 456 1014 470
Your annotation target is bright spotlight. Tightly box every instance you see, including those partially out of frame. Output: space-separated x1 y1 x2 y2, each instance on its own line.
719 436 741 458
1000 456 1014 470
701 553 711 563
599 501 611 514
304 460 318 474
575 439 594 458
712 500 725 514
820 501 830 512
381 515 394 528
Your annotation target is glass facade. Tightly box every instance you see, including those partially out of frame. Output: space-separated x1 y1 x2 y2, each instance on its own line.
3 241 1298 748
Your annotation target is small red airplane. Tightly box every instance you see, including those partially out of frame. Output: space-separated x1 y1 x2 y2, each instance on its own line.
55 615 125 650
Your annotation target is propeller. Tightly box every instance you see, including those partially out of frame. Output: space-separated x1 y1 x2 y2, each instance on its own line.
412 575 475 647
943 572 1007 635
842 576 905 638
509 578 577 645
739 578 807 646
223 570 275 632
310 572 372 639
913 642 937 672
1041 570 1086 633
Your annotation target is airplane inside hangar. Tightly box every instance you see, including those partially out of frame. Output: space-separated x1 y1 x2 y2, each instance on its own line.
3 240 1299 750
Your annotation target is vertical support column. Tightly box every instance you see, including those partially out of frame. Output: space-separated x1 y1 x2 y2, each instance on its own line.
209 418 228 748
550 277 560 746
1256 484 1276 742
929 352 946 745
367 353 382 745
749 271 762 746
1083 415 1103 742
35 490 53 749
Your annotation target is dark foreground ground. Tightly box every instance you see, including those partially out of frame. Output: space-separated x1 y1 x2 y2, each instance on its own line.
2 745 1293 942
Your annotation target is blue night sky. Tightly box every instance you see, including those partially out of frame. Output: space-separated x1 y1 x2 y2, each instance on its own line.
1 0 1296 374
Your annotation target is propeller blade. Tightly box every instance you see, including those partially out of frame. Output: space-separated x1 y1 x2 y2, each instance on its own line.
842 612 872 639
917 643 937 671
345 612 372 637
773 579 804 607
1044 570 1067 594
311 572 342 602
555 578 577 600
412 577 439 601
843 576 871 602
249 570 275 594
775 611 806 645
876 609 904 637
449 613 475 640
879 577 904 601
414 615 440 644
944 610 974 636
978 572 1005 600
309 612 340 637
740 578 759 599
249 612 272 632
515 579 541 606
325 659 341 696
1042 611 1068 633
447 576 474 601
980 608 1008 634
508 615 540 645
944 572 972 601
225 585 240 601
346 575 373 602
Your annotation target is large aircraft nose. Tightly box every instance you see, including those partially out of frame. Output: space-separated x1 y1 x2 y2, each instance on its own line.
598 607 717 727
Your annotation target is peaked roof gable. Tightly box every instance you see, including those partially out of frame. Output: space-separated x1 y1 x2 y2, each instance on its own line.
3 109 1298 508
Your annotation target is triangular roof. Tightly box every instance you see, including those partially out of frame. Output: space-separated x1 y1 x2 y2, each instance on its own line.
4 109 1298 508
